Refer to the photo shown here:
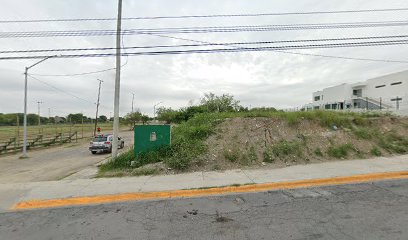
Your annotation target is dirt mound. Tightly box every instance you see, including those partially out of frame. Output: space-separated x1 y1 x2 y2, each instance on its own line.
188 116 408 172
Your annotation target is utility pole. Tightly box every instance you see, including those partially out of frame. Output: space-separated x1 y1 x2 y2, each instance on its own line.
94 79 103 136
37 101 43 126
16 114 20 148
22 55 56 158
37 101 43 134
112 0 123 159
153 101 163 122
81 112 84 139
131 93 135 113
131 93 135 128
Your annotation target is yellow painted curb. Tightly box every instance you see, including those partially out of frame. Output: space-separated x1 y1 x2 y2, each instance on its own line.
13 171 408 210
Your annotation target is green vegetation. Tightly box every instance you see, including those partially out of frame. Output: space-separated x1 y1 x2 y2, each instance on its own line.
223 147 240 162
314 148 323 156
240 146 258 165
327 144 354 158
370 146 382 156
352 127 372 140
263 140 303 162
98 92 406 177
377 132 408 154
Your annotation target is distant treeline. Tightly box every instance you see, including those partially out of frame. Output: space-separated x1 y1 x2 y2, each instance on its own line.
156 92 278 124
0 113 110 126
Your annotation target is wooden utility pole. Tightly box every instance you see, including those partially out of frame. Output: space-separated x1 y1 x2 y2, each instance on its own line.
93 79 103 136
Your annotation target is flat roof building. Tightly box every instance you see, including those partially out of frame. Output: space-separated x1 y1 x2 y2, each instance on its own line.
305 70 408 115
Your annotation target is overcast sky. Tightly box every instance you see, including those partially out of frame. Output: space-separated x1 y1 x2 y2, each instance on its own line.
0 0 408 117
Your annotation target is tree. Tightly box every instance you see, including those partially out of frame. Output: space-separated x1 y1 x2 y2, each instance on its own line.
124 112 143 126
200 92 241 112
67 113 84 124
98 115 108 122
156 107 181 124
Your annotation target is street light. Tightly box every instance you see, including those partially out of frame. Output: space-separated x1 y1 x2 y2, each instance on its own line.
153 101 163 122
22 55 57 158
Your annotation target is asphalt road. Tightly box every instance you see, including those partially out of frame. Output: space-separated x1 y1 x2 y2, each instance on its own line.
0 130 134 183
1 179 408 240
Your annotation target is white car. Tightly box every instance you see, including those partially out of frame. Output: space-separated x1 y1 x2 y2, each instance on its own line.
89 134 124 154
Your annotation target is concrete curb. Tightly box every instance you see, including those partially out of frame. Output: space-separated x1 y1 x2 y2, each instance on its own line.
12 171 408 210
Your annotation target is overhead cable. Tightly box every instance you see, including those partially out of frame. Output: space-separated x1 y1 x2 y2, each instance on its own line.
1 7 408 23
2 39 408 60
1 20 408 38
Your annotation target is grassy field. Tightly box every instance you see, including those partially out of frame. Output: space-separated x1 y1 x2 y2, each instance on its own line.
0 123 114 142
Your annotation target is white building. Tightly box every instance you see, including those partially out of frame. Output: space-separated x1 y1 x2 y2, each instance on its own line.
305 70 408 115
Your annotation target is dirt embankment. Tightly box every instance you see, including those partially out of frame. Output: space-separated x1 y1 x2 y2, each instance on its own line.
188 116 408 172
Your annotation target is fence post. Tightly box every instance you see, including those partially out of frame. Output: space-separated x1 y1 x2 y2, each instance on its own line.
380 97 382 110
396 96 400 110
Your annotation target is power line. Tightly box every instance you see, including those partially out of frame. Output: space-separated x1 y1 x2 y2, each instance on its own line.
30 68 116 77
28 74 110 109
145 33 408 64
2 35 408 54
2 20 408 38
2 39 408 60
1 7 408 23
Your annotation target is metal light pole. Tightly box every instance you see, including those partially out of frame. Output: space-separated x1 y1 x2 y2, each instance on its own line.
22 56 56 158
153 101 163 122
112 0 123 159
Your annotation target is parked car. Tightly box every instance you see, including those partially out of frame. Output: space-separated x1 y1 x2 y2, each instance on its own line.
89 134 124 154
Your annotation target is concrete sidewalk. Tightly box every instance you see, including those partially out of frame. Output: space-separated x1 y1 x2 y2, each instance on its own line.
1 154 408 212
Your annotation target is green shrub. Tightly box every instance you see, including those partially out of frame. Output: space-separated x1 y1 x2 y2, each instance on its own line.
240 146 258 165
223 147 240 162
263 149 274 163
271 140 303 157
263 140 303 162
352 128 372 140
314 148 323 156
99 148 135 171
370 147 382 156
327 144 354 158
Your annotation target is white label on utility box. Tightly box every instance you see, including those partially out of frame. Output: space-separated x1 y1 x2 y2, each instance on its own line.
150 132 157 141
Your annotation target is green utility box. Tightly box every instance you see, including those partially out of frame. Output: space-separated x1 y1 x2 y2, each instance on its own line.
134 125 171 155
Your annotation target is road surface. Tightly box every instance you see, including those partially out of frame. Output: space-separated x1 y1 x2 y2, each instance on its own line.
1 178 408 240
0 130 133 183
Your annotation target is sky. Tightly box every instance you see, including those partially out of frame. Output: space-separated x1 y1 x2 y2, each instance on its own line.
0 0 408 117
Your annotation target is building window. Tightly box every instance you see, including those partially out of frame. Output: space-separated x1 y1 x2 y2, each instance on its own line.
375 85 386 88
314 96 320 101
391 82 402 86
353 89 362 97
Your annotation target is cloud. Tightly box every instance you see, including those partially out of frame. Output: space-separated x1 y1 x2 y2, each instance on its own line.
0 0 407 117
